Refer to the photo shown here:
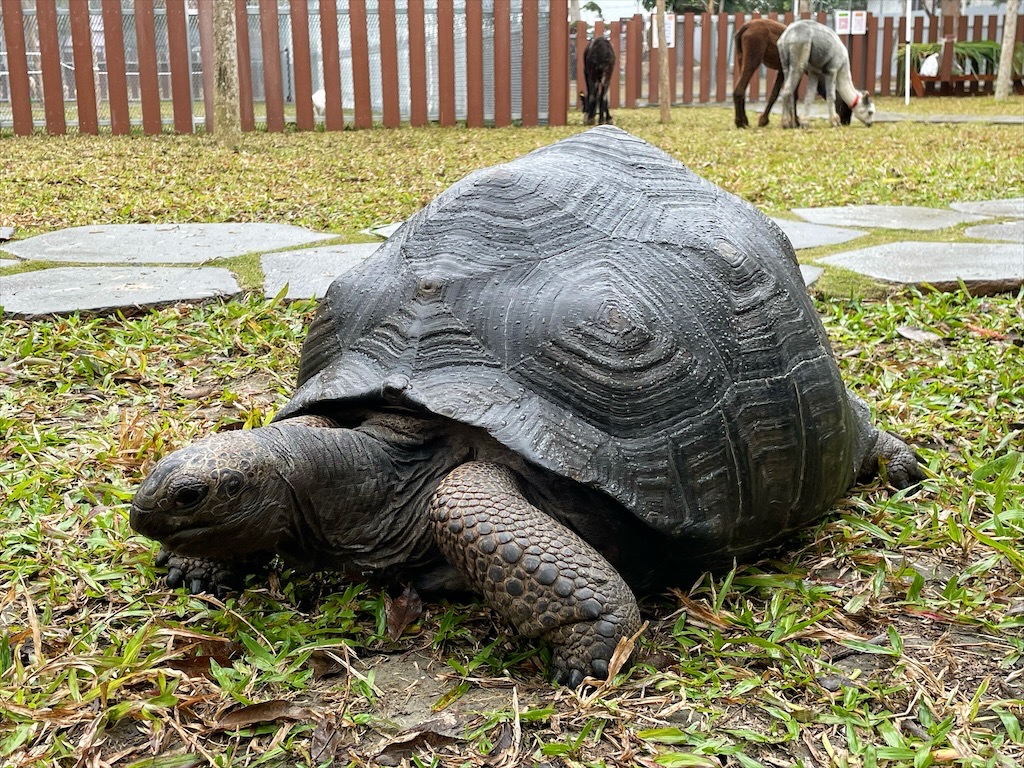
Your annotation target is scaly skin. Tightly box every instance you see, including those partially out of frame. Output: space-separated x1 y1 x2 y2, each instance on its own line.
428 461 641 687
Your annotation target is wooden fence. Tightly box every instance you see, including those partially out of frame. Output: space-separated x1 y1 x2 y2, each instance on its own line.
0 0 1020 136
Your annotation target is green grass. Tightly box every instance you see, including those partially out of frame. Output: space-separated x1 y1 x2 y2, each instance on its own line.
1 103 1023 767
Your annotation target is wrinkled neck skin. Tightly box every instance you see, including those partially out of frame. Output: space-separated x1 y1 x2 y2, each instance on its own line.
267 414 469 580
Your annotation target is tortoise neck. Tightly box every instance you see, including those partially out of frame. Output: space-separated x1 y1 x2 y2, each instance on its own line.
266 416 465 576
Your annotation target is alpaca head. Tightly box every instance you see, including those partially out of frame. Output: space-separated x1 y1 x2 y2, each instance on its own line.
850 91 875 126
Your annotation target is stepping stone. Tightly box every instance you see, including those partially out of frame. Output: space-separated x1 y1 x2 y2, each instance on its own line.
951 198 1024 219
800 265 823 287
362 222 404 239
0 266 241 318
792 205 988 231
262 242 381 299
818 242 1023 295
964 220 1024 243
0 258 19 269
771 218 866 250
0 226 14 242
2 223 334 265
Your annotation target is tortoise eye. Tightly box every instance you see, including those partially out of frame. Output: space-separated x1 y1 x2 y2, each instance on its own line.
173 485 207 509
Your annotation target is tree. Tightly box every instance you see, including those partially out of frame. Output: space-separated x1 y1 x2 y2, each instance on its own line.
213 0 241 142
994 0 1020 100
582 1 604 18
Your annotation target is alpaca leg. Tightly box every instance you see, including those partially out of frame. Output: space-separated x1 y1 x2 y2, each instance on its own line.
733 53 756 128
825 76 841 127
759 74 783 127
802 73 818 129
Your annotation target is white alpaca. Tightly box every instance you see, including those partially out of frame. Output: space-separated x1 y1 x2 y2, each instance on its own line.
777 20 874 128
312 88 326 119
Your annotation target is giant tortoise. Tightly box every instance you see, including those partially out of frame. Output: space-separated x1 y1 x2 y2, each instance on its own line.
130 127 923 686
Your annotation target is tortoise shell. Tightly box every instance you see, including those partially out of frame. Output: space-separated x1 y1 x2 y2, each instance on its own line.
276 126 856 560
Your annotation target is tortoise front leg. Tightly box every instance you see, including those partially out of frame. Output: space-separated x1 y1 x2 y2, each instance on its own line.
428 461 642 687
154 547 262 598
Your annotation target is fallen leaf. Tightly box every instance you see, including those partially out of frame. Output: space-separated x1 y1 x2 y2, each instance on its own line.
372 712 473 766
896 325 943 344
216 700 311 730
384 584 423 640
310 714 344 767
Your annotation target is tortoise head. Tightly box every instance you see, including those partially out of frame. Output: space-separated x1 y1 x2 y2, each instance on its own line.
130 430 291 560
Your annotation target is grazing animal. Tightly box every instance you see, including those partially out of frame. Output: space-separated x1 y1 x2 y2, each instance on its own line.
733 18 851 129
312 88 326 118
580 36 616 125
131 127 923 687
777 20 874 128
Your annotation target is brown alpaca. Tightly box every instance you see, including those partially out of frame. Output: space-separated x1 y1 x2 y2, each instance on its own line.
734 18 851 129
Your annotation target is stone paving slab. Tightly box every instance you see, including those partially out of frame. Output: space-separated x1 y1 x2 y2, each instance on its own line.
363 222 404 239
792 205 989 231
771 218 866 250
0 259 19 269
818 241 1023 294
964 220 1024 243
262 243 381 299
951 198 1024 218
1 223 334 265
1 266 241 318
800 265 823 287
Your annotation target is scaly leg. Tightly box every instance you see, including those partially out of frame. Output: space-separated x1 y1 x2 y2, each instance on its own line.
429 461 641 687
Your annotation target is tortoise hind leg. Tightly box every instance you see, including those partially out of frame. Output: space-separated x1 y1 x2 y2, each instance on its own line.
428 461 641 687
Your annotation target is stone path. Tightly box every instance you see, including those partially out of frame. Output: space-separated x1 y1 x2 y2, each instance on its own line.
1 199 1021 319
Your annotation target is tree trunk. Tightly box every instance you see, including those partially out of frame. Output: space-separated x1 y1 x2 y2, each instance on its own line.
657 0 671 123
569 0 581 23
213 0 241 142
798 0 813 15
995 0 1020 100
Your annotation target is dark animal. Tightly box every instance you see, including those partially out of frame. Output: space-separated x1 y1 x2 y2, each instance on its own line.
778 20 875 128
580 36 615 125
131 127 923 688
734 18 852 129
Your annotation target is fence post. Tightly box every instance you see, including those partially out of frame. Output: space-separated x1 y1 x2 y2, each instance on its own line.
257 0 284 131
289 0 315 130
232 0 254 130
438 0 456 126
548 0 569 124
36 0 66 134
318 0 343 130
349 0 372 129
1 0 35 135
167 0 194 133
466 0 485 127
378 0 401 127
134 0 162 134
408 0 428 126
69 1 99 134
494 0 512 127
609 20 621 109
625 15 640 107
522 0 539 126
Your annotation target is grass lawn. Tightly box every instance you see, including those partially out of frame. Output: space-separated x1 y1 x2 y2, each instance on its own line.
1 101 1022 767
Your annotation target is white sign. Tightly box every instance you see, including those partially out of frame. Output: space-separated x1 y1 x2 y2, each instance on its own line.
851 10 867 35
835 11 851 34
651 13 676 48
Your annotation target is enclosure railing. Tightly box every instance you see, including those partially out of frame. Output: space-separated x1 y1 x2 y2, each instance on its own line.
0 0 1020 135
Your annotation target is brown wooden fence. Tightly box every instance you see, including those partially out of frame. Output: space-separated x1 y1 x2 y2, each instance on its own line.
0 0 1020 136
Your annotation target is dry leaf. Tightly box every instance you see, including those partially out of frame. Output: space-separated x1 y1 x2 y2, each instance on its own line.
896 325 942 344
310 714 344 767
384 584 423 640
217 700 311 730
372 712 473 766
